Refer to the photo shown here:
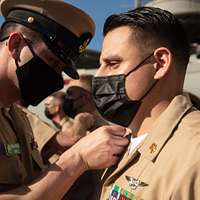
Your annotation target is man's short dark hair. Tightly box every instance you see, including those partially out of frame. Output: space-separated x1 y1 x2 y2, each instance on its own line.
0 22 42 44
103 7 190 71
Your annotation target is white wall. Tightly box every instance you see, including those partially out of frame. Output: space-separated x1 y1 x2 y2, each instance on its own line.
184 55 200 97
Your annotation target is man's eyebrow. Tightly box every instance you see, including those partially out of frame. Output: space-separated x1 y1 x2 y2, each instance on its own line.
102 55 123 62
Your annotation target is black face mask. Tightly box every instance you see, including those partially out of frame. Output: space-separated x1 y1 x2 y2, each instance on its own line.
62 93 76 119
44 107 55 119
15 38 64 106
92 52 157 127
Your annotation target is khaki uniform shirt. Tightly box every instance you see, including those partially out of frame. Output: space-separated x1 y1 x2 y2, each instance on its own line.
48 116 73 164
100 94 200 200
19 105 57 153
57 118 98 200
0 104 56 192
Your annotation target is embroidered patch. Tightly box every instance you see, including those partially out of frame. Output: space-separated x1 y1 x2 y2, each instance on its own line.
107 185 143 200
4 143 21 156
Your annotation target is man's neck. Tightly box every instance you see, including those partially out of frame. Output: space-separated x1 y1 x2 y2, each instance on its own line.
129 91 179 137
129 72 184 137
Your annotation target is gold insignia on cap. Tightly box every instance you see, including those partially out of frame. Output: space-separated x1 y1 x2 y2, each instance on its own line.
27 16 34 24
79 38 90 53
149 143 157 154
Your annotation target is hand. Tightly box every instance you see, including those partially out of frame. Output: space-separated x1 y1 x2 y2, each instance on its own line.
66 86 96 114
70 125 130 170
74 112 94 132
62 113 94 140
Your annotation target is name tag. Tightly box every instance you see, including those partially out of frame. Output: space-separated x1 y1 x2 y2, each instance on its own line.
4 143 21 156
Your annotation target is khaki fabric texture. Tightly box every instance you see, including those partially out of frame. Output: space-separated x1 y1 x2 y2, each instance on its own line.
0 104 56 191
19 105 57 153
99 94 200 200
0 107 26 188
48 117 73 164
49 116 99 200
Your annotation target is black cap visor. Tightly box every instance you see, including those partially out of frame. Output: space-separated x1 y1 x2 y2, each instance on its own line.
2 9 92 79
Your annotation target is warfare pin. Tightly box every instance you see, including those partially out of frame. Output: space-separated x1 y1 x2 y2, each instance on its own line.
125 175 148 190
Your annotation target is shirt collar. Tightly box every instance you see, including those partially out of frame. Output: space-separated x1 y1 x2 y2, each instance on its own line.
129 133 148 155
138 93 193 161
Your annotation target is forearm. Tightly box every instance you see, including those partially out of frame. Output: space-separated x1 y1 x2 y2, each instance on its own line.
41 132 79 162
0 149 86 200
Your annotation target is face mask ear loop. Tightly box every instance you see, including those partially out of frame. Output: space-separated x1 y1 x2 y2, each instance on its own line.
125 52 154 78
124 51 158 101
15 36 36 69
15 59 20 69
139 79 159 101
22 37 36 57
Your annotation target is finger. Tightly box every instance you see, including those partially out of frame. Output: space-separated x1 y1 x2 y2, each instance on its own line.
123 128 132 137
101 125 127 136
107 156 120 167
109 126 132 137
111 145 127 156
111 135 130 146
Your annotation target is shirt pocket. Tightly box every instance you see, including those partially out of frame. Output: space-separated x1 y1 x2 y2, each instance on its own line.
0 155 26 185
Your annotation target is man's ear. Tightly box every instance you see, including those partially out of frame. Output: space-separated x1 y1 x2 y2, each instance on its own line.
7 32 24 61
153 47 172 79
